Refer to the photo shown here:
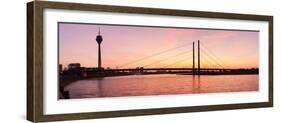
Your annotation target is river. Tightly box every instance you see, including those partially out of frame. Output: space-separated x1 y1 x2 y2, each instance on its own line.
64 74 258 99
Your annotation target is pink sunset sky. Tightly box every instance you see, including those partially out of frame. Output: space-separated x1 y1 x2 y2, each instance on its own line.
59 22 259 69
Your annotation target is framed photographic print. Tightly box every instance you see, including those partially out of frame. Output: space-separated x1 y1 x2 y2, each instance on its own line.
27 1 273 122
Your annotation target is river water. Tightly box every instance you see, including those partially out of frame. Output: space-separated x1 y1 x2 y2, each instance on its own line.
65 74 258 99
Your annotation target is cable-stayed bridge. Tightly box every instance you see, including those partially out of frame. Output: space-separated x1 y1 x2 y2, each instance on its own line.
80 40 258 77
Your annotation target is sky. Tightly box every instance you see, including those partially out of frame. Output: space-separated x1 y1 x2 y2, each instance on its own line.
59 22 259 69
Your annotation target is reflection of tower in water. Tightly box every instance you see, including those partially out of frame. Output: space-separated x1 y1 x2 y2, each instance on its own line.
96 78 104 97
192 76 201 93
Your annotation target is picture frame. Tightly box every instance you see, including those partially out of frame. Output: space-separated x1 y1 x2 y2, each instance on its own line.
27 1 273 122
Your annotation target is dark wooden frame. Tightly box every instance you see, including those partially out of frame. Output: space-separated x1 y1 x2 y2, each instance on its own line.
27 1 273 122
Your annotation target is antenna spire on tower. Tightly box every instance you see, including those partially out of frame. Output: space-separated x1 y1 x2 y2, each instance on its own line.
98 27 101 35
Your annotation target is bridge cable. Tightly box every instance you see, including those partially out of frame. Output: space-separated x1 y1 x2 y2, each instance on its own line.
201 54 223 68
118 42 193 68
142 49 193 68
163 55 193 68
201 44 227 68
200 47 224 68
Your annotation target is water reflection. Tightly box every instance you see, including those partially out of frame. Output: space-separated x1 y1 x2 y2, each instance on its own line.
65 74 258 99
192 76 201 93
96 78 104 97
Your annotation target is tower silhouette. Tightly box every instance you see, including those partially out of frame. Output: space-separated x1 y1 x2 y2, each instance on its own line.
96 28 103 68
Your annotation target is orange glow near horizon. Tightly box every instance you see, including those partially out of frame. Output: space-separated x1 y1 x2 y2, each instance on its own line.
59 23 259 69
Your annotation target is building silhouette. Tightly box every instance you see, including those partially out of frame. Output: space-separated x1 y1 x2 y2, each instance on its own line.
68 63 81 70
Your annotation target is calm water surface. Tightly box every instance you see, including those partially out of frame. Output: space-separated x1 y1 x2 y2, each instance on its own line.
65 74 258 99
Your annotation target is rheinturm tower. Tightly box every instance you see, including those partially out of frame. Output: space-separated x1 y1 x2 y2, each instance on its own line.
96 28 103 68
